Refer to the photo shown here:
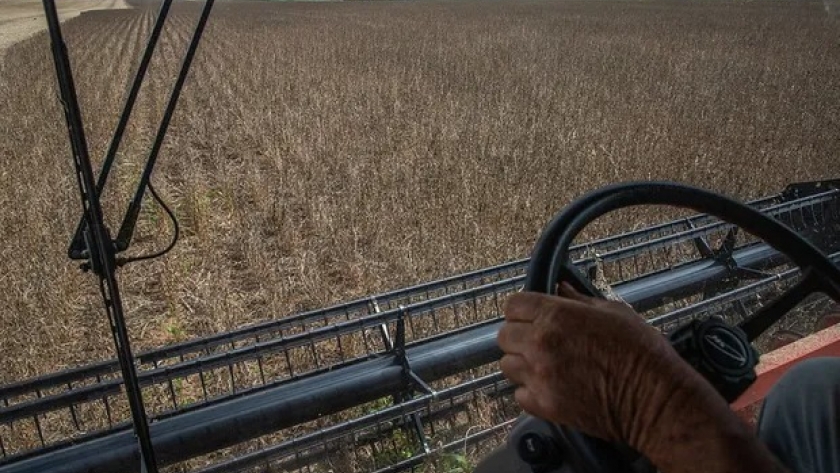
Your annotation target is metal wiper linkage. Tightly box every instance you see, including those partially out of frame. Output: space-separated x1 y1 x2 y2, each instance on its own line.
41 1 214 472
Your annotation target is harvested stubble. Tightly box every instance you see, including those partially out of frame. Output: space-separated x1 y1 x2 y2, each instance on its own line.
0 0 838 470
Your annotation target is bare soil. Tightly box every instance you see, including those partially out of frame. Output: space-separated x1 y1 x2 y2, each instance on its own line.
0 0 128 59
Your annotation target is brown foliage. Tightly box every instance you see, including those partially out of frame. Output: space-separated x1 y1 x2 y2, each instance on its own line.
0 0 838 386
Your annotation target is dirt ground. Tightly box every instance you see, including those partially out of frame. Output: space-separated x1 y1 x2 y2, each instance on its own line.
0 0 129 58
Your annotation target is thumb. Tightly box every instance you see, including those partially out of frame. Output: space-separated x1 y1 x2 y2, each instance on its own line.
557 281 592 303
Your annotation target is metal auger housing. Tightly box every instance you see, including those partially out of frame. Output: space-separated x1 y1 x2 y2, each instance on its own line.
1 179 838 473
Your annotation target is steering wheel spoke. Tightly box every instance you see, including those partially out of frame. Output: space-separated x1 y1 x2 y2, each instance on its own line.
739 269 822 341
556 263 605 298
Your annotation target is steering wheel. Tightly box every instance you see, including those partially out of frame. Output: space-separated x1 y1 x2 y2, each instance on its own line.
476 181 840 473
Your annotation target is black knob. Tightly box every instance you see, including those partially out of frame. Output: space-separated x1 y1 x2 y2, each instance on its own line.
668 316 759 402
517 432 552 465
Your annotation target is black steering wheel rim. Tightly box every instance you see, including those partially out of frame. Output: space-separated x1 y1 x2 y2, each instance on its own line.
521 180 840 473
525 180 840 297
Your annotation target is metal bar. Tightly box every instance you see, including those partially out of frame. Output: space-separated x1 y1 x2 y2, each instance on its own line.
98 375 113 428
587 192 837 265
40 1 158 471
114 0 215 251
648 254 840 327
254 334 267 386
0 240 824 428
4 190 824 401
740 270 824 341
32 394 44 447
3 239 828 473
194 373 509 473
369 421 516 473
0 322 502 473
67 0 174 259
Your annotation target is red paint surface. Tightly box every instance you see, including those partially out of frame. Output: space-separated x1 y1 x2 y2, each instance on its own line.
730 324 840 426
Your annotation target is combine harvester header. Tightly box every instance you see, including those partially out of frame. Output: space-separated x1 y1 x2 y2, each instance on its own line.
2 179 838 473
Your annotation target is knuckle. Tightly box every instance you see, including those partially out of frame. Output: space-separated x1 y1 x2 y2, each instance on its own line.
592 298 616 309
532 322 557 348
533 330 550 350
531 360 545 377
497 323 512 348
532 360 553 380
514 387 533 411
496 324 506 343
499 354 514 373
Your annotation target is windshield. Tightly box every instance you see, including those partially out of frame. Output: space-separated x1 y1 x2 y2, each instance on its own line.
0 1 837 472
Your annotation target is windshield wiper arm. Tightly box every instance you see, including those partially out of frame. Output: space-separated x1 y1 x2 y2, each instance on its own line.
42 1 160 471
114 0 215 254
68 0 174 260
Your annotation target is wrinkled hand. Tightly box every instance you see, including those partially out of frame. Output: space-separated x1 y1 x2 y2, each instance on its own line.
497 282 705 449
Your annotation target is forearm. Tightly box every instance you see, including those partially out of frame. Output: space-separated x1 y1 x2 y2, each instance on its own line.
645 408 790 473
632 365 791 473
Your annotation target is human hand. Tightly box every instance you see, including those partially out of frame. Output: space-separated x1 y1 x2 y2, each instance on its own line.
497 282 711 449
498 282 795 473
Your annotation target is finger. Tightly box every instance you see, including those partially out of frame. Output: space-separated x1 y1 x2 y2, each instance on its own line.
503 291 557 322
505 290 592 324
557 281 591 303
499 353 530 385
514 386 541 419
497 321 533 355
